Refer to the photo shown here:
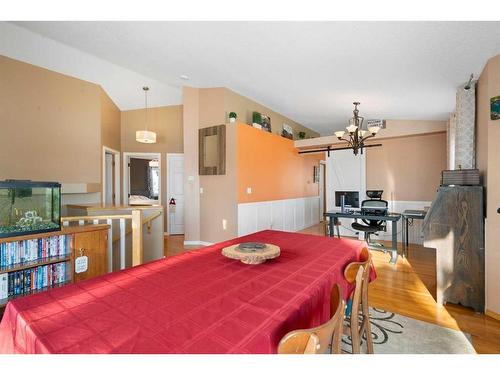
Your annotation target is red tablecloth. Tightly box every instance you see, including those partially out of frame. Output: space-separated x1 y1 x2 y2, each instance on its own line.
0 230 371 354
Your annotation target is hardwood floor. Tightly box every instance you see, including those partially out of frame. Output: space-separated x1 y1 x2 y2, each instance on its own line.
165 223 500 353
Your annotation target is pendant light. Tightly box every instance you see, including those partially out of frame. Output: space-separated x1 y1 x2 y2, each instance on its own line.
136 86 157 144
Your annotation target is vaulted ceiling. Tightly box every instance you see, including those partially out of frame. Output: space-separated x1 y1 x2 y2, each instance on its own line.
7 21 500 135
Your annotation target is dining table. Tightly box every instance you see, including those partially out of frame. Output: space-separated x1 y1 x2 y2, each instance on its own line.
0 230 372 354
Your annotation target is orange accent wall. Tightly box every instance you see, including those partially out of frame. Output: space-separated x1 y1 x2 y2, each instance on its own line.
237 124 324 203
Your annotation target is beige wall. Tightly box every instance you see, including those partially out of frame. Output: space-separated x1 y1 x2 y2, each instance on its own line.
0 54 102 184
198 88 238 243
182 87 201 242
224 88 320 139
478 54 500 316
100 88 121 152
121 105 183 232
366 132 447 202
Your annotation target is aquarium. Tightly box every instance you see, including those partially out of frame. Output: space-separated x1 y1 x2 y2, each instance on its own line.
0 180 61 238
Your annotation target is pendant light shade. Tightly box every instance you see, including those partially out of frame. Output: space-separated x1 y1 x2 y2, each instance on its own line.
136 86 157 144
136 130 157 144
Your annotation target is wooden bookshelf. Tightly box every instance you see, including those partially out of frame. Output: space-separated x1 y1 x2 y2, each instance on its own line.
0 224 109 309
0 254 72 274
0 224 109 244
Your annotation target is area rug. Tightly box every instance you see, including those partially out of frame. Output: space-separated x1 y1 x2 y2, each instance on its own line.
342 307 476 354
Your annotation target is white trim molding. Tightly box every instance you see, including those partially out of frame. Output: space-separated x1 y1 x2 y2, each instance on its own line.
183 240 214 247
102 146 121 206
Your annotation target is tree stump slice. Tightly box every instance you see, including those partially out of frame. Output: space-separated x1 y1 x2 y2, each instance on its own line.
222 244 280 265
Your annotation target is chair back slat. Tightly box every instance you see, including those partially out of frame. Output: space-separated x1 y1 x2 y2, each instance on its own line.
278 283 345 354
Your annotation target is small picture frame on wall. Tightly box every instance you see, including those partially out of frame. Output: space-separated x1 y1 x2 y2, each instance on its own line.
261 114 272 133
491 96 500 120
281 123 293 139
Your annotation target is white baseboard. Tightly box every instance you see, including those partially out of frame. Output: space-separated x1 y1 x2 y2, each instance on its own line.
183 240 214 246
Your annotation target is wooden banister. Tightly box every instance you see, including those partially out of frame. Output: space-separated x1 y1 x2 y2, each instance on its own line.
60 209 159 271
62 214 133 223
131 209 143 266
109 210 163 243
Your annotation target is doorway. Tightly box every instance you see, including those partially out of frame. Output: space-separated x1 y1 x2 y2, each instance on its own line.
102 147 120 206
123 152 162 206
166 153 184 235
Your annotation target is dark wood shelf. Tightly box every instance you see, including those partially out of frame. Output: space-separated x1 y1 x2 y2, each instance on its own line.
0 224 110 244
0 280 72 308
0 255 72 274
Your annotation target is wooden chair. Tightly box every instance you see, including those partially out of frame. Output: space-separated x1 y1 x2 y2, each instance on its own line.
278 283 346 354
343 247 374 354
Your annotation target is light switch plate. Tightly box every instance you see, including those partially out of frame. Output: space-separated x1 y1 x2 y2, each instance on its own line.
200 187 204 194
246 187 252 194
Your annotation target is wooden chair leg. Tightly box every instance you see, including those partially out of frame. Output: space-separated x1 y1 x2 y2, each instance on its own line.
362 304 374 353
350 313 360 354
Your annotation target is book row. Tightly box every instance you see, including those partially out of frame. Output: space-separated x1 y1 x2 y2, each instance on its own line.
0 262 69 299
0 235 71 268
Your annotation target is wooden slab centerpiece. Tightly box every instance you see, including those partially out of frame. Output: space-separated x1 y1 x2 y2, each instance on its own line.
222 242 280 264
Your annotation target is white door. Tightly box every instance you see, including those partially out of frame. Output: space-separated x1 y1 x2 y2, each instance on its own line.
167 154 184 235
326 149 366 239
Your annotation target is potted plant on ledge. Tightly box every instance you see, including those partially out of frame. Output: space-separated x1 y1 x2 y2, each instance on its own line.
228 112 237 123
252 111 262 129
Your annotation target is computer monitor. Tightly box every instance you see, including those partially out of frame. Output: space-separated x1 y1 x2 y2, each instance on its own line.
335 191 360 208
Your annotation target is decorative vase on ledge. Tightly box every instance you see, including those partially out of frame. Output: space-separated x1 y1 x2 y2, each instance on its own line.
229 112 237 123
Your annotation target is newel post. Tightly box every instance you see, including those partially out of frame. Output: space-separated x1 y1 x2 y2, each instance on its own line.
131 209 144 266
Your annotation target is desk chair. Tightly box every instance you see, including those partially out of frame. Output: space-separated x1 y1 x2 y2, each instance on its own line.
351 199 388 245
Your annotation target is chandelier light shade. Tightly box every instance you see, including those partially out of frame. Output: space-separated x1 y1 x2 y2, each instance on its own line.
334 102 381 155
136 86 157 144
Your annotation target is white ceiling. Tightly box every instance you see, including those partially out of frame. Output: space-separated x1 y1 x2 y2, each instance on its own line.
7 21 500 135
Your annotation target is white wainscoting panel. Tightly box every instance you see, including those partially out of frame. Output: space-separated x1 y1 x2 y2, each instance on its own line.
237 196 320 237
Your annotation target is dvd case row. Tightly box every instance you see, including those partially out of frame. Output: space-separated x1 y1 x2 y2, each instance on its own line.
0 262 68 299
0 235 70 268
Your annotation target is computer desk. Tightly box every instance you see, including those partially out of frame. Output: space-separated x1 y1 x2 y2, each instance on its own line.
324 209 401 264
401 210 427 258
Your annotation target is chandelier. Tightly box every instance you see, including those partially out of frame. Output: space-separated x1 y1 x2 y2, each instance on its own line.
136 86 157 144
334 102 380 155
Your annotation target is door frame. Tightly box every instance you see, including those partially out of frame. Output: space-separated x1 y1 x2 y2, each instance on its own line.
102 146 121 206
319 160 326 221
123 152 162 206
166 153 184 236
